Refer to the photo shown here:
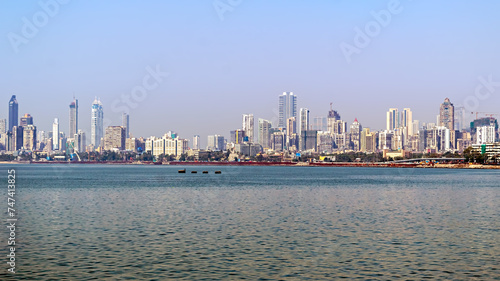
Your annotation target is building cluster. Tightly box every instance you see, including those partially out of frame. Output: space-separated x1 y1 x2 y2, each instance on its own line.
0 93 499 162
203 93 500 161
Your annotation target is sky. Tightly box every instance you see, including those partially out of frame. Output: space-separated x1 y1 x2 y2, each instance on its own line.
2 0 500 148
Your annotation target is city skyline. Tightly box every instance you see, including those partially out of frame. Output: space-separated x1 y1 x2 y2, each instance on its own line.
2 1 500 147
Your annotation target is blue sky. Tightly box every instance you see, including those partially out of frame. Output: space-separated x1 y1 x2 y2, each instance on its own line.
2 0 500 147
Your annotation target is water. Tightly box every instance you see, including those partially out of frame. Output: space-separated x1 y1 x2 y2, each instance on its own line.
1 164 499 280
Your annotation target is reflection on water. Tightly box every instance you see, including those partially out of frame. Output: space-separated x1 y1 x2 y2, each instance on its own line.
1 165 499 280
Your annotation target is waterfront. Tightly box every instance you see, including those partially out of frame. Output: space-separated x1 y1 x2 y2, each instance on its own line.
1 165 499 280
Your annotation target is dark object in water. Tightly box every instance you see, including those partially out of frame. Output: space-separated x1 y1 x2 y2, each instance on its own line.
178 169 186 173
215 171 222 174
202 171 208 174
191 171 197 174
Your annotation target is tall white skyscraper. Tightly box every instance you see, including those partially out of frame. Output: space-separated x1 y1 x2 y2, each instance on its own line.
386 108 399 131
242 114 254 142
278 92 297 128
193 135 200 150
91 98 104 148
52 118 59 150
401 108 413 136
122 113 130 138
69 98 78 137
299 108 309 134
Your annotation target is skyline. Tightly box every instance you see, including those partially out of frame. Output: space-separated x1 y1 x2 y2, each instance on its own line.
2 1 500 147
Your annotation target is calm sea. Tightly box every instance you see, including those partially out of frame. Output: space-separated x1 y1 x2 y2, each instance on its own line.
1 164 499 280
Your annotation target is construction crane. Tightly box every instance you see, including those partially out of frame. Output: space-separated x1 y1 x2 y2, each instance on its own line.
470 112 498 120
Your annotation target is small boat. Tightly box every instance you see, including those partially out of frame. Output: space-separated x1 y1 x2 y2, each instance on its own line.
191 171 197 174
178 169 186 173
202 171 208 174
215 171 222 174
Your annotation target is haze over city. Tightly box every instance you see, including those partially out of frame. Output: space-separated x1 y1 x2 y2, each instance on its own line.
2 1 500 147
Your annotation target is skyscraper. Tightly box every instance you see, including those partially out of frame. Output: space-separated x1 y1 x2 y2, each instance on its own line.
53 118 59 150
327 106 342 134
69 98 78 137
8 95 18 132
454 106 466 131
349 118 362 151
278 92 297 128
91 98 104 147
299 108 309 134
386 108 398 131
242 114 254 142
439 98 454 131
22 125 37 151
401 108 413 136
122 113 130 138
258 119 271 149
20 113 33 126
193 135 200 150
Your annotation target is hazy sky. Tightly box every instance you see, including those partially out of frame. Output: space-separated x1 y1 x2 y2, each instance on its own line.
2 0 500 147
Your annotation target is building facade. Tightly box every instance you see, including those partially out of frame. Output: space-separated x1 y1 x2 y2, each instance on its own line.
9 95 18 132
69 98 78 137
104 126 125 151
91 98 104 148
242 114 254 142
278 92 297 128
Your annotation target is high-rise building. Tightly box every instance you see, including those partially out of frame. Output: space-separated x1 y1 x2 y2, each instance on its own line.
20 113 33 126
22 125 37 151
300 130 318 152
401 108 413 136
104 126 125 151
299 108 309 134
412 120 420 135
69 98 78 137
230 129 246 144
278 92 297 128
74 130 86 152
91 98 104 148
312 116 327 131
207 135 224 151
454 106 466 131
386 108 398 131
327 105 342 135
258 119 272 149
349 118 362 151
439 98 454 131
361 128 378 153
193 135 200 150
8 95 18 132
0 119 6 133
271 132 285 152
242 114 254 142
11 126 23 151
122 113 129 138
476 125 496 144
52 118 59 150
286 117 296 136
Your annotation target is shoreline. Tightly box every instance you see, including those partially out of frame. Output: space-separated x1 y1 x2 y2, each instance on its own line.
1 161 499 169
